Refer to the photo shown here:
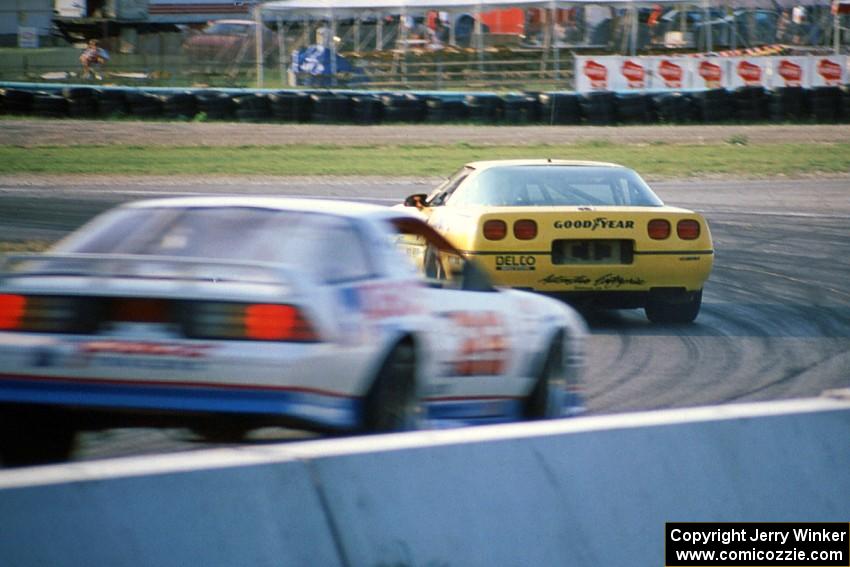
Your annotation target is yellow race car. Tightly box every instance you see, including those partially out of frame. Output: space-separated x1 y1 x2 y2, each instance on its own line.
401 159 714 324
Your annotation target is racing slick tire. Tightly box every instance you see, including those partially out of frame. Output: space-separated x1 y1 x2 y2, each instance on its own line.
362 341 421 432
0 404 76 466
523 337 566 420
645 288 703 324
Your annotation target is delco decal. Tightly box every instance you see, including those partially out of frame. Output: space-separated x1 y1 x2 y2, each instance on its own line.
444 311 507 376
554 218 635 230
658 60 684 88
698 61 723 88
583 60 608 89
621 60 646 88
817 59 842 85
737 60 762 85
495 255 536 271
777 60 803 86
77 341 212 370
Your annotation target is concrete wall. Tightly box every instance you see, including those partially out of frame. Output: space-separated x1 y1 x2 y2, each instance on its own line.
0 396 848 566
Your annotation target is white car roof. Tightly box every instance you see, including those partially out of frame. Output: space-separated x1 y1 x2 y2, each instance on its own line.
466 159 626 170
123 196 416 221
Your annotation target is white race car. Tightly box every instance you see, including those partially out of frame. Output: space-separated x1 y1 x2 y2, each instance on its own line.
0 197 586 465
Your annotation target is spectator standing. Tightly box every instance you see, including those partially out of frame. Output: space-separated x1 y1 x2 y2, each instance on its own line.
80 39 109 80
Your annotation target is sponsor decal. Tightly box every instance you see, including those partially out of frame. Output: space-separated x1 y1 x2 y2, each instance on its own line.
621 60 646 88
698 61 723 88
538 273 645 288
353 281 423 320
495 255 536 271
658 60 684 88
817 59 842 85
737 60 762 85
554 218 635 230
777 60 803 86
442 311 508 377
80 341 212 358
584 59 608 89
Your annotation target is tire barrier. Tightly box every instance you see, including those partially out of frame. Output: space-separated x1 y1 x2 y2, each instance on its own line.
769 86 808 122
810 86 842 123
0 397 848 567
310 93 353 124
351 95 383 125
733 86 768 123
233 93 272 123
63 87 99 119
381 93 426 123
693 88 734 123
538 92 582 125
425 97 468 123
614 93 655 124
652 92 695 124
268 91 311 122
465 93 503 123
580 91 616 125
501 94 539 125
2 84 849 126
162 92 198 120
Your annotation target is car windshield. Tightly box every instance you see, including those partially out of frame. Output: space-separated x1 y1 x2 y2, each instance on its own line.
448 165 664 207
48 206 375 283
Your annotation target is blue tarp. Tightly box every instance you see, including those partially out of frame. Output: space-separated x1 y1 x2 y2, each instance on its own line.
291 45 367 86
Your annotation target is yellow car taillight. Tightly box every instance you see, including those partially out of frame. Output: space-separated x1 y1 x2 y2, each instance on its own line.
677 219 701 240
513 219 538 240
483 220 507 240
648 219 671 240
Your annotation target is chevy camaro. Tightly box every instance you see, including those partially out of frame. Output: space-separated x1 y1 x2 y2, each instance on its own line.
0 197 586 465
402 160 714 323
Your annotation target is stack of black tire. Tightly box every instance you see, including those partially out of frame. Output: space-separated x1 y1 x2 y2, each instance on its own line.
768 87 807 122
31 92 68 118
162 92 198 120
652 92 695 123
98 89 127 117
733 86 767 122
614 93 654 123
538 93 581 125
64 87 99 118
268 91 311 122
425 98 468 123
310 93 353 123
125 91 164 119
351 95 382 124
381 94 426 123
195 91 234 120
809 86 842 122
580 91 616 125
501 94 539 124
3 88 36 115
693 88 734 123
233 93 272 122
465 94 503 123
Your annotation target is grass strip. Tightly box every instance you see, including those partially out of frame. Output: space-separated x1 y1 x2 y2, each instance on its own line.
0 142 848 178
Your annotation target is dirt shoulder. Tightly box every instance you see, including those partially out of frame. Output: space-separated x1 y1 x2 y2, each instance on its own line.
1 119 848 147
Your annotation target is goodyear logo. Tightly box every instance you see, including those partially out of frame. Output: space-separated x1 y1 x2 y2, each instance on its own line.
554 218 635 230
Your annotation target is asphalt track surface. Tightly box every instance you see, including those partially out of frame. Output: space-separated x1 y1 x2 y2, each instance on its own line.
0 175 848 461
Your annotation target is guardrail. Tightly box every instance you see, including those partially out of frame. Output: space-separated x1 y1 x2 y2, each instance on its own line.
1 394 848 566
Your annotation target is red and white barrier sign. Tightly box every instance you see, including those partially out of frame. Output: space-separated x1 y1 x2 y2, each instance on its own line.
574 55 849 92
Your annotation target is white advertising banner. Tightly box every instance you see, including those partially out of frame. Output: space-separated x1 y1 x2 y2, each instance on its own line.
574 55 848 93
811 56 847 87
652 57 693 90
729 57 771 89
768 57 809 88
